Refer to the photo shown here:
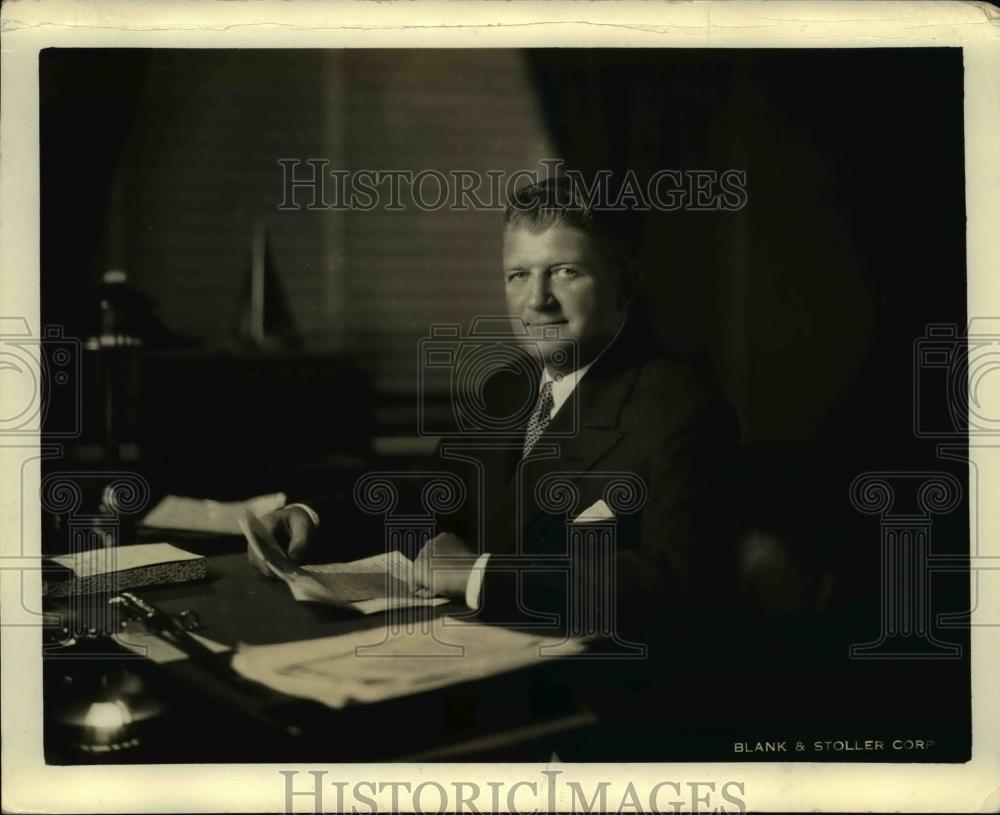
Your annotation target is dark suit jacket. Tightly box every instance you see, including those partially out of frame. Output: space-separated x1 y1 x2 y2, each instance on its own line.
437 315 742 641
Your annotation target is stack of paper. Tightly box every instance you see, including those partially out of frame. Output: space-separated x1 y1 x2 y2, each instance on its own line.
231 617 586 708
44 542 206 597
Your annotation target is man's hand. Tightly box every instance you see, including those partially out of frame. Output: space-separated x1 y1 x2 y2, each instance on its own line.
247 505 318 578
412 532 478 600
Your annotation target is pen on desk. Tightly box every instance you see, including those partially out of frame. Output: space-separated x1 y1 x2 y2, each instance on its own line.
109 592 302 737
110 593 207 658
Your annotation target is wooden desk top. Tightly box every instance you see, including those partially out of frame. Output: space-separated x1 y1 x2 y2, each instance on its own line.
45 542 601 763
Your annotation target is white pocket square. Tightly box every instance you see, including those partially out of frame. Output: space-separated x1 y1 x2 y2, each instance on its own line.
571 499 615 523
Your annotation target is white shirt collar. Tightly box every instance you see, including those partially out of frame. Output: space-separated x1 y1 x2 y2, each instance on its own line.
541 362 594 419
539 316 627 419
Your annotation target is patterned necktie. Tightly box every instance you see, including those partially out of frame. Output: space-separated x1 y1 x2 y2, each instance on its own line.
522 379 555 457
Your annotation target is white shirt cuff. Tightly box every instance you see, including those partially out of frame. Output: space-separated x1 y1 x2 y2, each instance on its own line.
464 553 491 610
286 503 320 527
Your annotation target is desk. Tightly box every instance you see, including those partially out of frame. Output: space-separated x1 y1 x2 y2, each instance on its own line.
43 539 969 763
44 542 602 763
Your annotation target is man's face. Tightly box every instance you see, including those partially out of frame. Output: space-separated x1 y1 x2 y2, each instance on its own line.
502 222 629 373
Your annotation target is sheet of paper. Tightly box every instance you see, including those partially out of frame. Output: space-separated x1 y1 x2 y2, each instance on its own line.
49 542 202 578
231 616 586 708
140 492 287 534
301 553 450 613
301 552 417 600
348 595 450 615
240 511 449 614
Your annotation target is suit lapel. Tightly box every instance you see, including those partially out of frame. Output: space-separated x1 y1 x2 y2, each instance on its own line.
487 341 642 551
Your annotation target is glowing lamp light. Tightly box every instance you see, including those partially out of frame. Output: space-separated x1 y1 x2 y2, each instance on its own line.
83 699 134 730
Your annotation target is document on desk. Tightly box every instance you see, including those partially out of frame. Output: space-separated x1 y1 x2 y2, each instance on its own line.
231 616 586 708
239 510 448 614
140 492 287 534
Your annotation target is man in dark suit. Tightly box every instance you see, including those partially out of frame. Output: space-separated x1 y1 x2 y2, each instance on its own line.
253 176 740 642
412 178 740 640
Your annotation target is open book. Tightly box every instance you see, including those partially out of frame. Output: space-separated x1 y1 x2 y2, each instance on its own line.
238 510 449 615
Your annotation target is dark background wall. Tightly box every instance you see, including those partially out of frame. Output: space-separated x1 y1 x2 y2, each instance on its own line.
528 49 965 450
40 47 965 447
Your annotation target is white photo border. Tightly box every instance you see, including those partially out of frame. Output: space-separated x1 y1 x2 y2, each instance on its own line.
2 1 998 812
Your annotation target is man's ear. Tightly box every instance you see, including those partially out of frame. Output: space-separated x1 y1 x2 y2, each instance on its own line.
618 260 643 309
